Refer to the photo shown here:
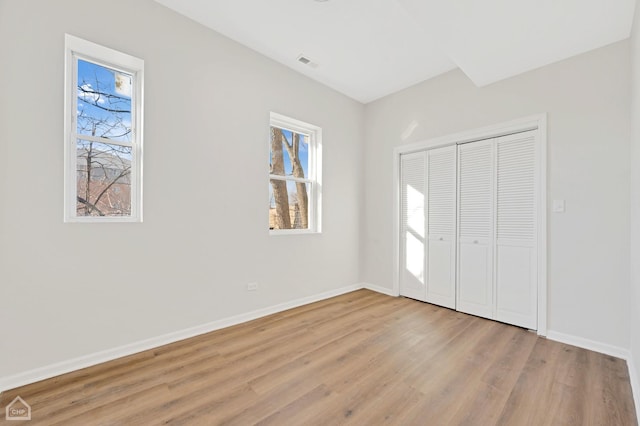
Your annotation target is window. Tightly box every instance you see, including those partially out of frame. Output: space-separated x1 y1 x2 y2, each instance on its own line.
64 35 144 222
269 113 322 234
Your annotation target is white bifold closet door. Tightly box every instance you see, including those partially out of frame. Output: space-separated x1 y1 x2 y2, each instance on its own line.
400 151 427 301
400 147 456 308
457 139 495 319
425 146 456 309
494 132 537 329
456 131 538 329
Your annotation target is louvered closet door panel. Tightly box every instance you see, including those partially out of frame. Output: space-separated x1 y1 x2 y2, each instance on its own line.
426 145 456 309
457 139 494 319
495 131 537 329
400 152 427 302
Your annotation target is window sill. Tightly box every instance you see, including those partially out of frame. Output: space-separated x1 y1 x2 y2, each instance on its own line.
269 229 321 236
65 216 142 223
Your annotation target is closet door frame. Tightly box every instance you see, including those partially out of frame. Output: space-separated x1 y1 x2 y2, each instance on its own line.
392 114 548 336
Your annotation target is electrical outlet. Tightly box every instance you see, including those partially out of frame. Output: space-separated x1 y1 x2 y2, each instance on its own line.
247 282 258 291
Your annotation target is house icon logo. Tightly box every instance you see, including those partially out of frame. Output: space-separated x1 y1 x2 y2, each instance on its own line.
5 396 31 421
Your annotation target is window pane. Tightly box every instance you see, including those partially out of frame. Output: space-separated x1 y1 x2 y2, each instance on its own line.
76 140 132 217
77 59 132 142
269 180 310 230
270 127 309 179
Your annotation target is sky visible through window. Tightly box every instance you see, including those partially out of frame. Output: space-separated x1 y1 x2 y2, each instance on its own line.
77 59 132 147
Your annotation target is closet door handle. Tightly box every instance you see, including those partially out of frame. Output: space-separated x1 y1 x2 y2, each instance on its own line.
473 240 479 244
439 237 444 241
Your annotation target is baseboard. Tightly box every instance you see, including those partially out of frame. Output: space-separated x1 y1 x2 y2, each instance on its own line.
627 354 640 423
361 282 397 297
546 330 630 360
0 284 362 393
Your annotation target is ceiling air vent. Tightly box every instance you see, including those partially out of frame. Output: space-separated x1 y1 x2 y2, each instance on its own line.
297 54 319 68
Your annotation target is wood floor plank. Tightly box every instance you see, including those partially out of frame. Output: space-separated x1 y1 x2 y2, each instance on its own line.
584 350 636 425
155 329 374 424
449 327 539 426
1 290 636 425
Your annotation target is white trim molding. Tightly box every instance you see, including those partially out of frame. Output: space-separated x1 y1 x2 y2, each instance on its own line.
546 330 630 360
392 114 548 336
361 282 397 297
627 355 640 422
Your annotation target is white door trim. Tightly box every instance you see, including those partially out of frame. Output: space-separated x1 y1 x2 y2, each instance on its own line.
392 114 548 336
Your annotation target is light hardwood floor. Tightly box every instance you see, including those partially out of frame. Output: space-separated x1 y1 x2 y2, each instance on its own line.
1 289 636 425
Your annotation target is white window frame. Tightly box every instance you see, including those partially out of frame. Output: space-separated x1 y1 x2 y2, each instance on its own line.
64 34 144 222
269 112 322 235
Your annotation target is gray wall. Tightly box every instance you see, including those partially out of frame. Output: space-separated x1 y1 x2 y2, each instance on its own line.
0 0 364 378
630 2 640 405
363 41 631 349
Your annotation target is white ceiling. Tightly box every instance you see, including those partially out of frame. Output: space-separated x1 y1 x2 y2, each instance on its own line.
154 0 637 103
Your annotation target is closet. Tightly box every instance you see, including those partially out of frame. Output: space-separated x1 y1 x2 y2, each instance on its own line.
399 129 539 330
